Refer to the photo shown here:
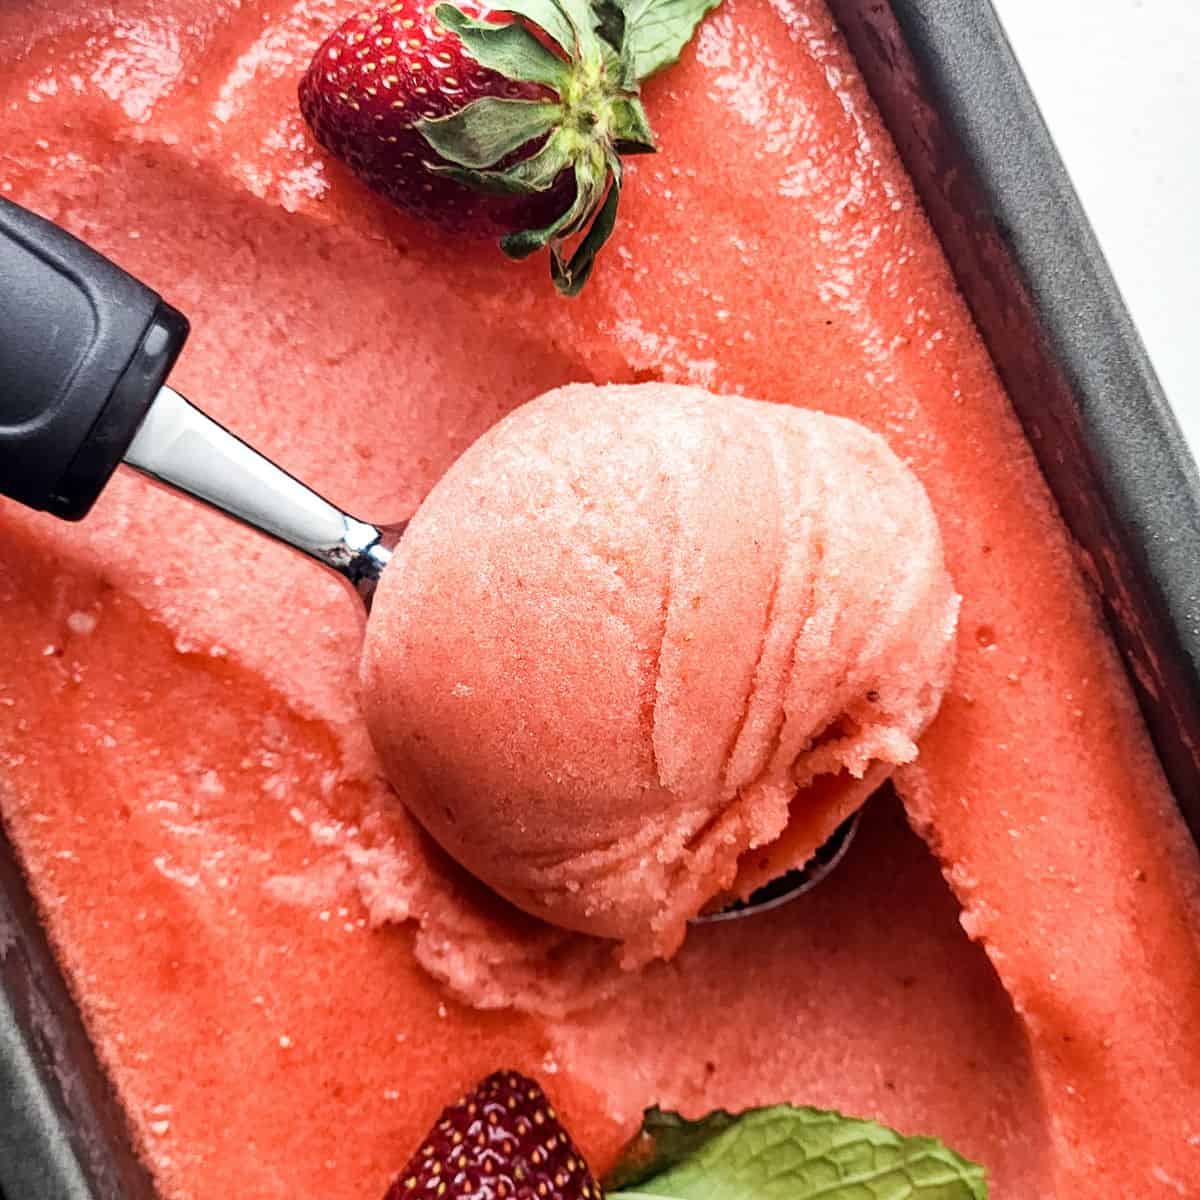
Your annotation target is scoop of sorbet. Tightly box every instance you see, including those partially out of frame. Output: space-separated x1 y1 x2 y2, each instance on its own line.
360 383 959 962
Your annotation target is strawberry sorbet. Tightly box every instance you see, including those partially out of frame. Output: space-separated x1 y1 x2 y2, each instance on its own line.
0 0 1199 1198
362 383 958 960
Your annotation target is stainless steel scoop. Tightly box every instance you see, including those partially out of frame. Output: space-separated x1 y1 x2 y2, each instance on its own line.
130 387 862 919
125 386 405 611
692 812 860 924
0 194 856 920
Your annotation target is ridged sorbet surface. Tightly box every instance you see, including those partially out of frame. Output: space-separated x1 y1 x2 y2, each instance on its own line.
361 383 959 960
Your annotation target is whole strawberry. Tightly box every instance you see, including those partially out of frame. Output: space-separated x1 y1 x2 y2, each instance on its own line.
300 0 720 294
384 1069 600 1200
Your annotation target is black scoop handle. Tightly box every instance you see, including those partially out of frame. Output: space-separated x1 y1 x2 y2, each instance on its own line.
0 197 189 520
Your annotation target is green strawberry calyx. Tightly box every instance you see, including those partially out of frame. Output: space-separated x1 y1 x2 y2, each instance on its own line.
415 0 719 294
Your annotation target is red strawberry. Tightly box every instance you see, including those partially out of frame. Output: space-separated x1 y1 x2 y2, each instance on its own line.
300 0 719 293
383 1070 600 1200
300 0 571 239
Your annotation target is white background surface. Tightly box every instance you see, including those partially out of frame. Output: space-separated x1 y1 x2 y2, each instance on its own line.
990 0 1200 456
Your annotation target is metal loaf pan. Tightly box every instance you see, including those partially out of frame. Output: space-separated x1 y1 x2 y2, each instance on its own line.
2 1 1199 1196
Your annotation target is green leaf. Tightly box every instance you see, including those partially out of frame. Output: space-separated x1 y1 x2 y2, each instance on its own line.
492 0 602 61
617 0 722 84
434 3 570 88
592 0 626 52
610 96 656 152
605 1108 738 1191
555 0 604 59
605 1105 989 1200
500 153 602 258
490 0 577 57
428 128 573 194
415 97 563 170
551 156 621 295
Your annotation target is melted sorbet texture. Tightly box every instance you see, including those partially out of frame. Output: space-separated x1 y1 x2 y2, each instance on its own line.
0 1 1198 1198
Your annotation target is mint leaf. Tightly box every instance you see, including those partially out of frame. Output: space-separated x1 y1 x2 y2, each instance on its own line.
606 1108 738 1190
616 0 721 84
606 1105 988 1200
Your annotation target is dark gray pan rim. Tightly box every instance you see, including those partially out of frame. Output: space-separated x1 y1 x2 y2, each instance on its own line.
828 0 1200 832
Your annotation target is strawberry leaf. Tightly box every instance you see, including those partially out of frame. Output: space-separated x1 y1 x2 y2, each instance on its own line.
616 0 721 84
429 128 574 193
610 96 656 152
434 3 570 88
491 0 578 55
605 1105 989 1200
415 97 564 169
500 152 602 258
592 0 626 53
552 154 621 294
555 0 605 59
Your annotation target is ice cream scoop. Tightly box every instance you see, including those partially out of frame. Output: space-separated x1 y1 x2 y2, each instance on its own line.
0 198 952 934
0 198 401 607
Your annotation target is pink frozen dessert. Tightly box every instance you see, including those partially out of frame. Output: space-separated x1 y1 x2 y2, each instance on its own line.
361 383 959 961
4 0 1200 1195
